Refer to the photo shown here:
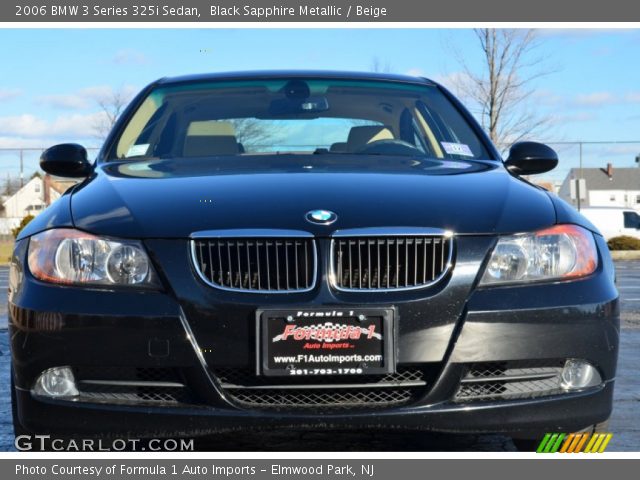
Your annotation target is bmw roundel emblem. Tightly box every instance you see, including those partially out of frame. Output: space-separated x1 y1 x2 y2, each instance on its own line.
305 209 338 225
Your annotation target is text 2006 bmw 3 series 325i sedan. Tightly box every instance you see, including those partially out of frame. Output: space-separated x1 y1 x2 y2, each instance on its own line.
9 71 618 447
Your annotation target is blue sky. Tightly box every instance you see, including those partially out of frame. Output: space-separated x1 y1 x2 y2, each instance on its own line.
0 28 639 181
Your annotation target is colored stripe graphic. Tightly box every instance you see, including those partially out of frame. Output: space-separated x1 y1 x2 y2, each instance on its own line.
584 434 599 452
544 433 559 453
567 433 585 453
574 433 590 453
536 433 613 453
559 433 575 453
550 433 566 453
536 433 552 453
597 434 613 453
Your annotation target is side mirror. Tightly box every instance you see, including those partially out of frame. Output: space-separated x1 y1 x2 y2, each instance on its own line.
504 141 558 175
40 143 92 178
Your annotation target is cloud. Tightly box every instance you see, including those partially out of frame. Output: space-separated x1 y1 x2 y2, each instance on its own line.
431 71 468 91
0 137 57 149
538 28 638 39
36 85 137 110
0 88 22 102
552 112 597 123
0 112 106 138
532 89 564 107
405 68 426 78
540 89 637 109
112 49 149 65
592 46 613 56
596 145 640 157
624 92 640 103
80 85 118 101
573 92 617 107
37 94 91 110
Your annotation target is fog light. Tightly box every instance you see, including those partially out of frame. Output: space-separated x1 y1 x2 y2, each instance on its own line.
33 367 79 398
560 359 600 390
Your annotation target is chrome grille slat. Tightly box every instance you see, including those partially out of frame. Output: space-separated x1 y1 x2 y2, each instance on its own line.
431 239 436 280
192 236 316 293
331 235 452 292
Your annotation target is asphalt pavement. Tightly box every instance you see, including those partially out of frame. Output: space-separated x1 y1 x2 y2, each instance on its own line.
616 260 640 328
0 263 638 451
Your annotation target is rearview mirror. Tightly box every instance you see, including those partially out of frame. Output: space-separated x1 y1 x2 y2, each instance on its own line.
40 144 93 178
504 142 558 175
269 96 330 115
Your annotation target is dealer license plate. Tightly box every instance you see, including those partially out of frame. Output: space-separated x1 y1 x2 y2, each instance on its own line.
257 308 394 377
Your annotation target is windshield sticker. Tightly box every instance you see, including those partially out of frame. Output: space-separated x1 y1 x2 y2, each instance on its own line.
126 144 150 158
439 160 471 169
441 142 474 157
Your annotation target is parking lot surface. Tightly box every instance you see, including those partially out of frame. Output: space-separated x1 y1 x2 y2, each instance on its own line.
0 262 638 451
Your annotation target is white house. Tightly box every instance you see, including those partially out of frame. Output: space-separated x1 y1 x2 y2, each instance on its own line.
2 177 46 219
0 176 78 234
558 164 640 211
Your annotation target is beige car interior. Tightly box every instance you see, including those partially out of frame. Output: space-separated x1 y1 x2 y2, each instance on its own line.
346 126 395 152
183 121 241 157
329 125 395 153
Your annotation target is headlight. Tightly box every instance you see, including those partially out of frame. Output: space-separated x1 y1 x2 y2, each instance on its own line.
28 229 159 287
480 224 598 285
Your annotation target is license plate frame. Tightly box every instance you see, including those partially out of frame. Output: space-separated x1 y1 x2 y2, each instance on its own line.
256 307 395 377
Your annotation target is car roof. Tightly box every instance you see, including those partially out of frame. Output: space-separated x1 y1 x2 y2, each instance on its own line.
156 70 437 88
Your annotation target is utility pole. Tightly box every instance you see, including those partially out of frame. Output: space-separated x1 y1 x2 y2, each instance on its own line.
546 139 640 212
19 149 24 188
577 142 583 211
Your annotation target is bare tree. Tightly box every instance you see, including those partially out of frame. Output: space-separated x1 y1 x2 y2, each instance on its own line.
93 87 133 140
229 118 280 150
370 56 393 73
2 174 21 196
450 29 553 152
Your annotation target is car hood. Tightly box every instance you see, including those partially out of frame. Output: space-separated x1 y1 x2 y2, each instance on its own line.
70 156 556 238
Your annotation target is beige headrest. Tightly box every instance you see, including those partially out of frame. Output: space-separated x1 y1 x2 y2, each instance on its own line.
183 121 239 156
347 126 394 152
187 121 236 137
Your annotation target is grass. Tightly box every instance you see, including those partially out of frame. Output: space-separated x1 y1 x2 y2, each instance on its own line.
0 240 14 266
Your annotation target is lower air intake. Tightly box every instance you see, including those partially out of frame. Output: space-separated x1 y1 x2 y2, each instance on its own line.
213 367 427 410
454 360 565 402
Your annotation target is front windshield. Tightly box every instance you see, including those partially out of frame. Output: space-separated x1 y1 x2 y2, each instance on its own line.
108 78 492 161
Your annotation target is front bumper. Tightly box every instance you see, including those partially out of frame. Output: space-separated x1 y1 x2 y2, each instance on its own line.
9 234 620 438
14 382 614 438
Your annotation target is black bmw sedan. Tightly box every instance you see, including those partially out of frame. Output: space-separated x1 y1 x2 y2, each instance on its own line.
9 71 618 447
